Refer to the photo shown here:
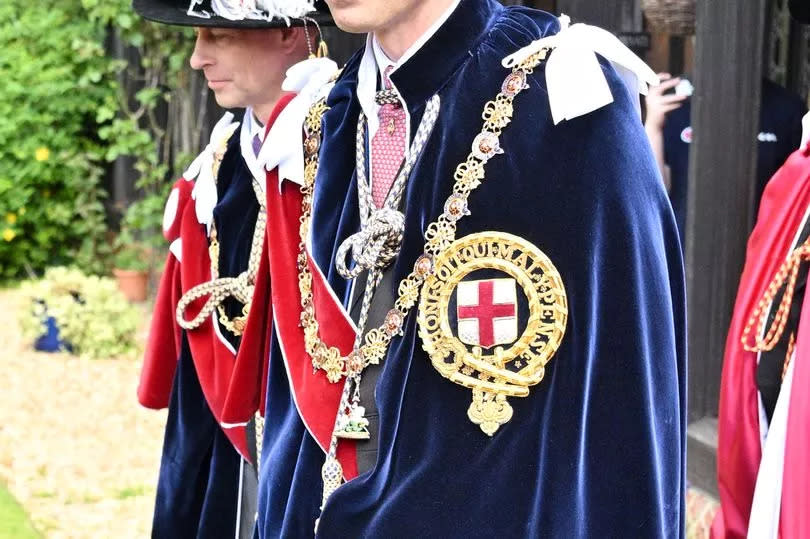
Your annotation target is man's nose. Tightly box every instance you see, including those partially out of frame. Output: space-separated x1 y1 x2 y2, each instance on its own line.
189 33 212 71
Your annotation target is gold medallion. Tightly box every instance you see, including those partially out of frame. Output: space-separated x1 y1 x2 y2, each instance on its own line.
417 231 567 435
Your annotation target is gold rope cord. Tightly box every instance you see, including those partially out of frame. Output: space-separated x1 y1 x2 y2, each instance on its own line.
742 238 810 353
175 133 268 337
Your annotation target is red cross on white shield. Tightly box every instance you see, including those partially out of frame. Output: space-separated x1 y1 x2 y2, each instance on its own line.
456 278 518 349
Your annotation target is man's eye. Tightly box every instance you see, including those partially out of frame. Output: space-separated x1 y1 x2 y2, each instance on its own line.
211 31 233 41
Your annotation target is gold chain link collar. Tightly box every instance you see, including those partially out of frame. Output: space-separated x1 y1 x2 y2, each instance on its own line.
296 49 550 384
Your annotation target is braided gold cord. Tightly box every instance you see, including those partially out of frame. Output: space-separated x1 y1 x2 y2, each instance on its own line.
175 127 268 337
741 239 810 352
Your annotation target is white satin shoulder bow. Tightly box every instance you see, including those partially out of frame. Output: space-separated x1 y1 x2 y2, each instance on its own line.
258 57 339 188
502 15 659 124
183 111 240 232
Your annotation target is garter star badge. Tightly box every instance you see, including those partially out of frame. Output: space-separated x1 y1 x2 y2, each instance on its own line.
417 232 568 435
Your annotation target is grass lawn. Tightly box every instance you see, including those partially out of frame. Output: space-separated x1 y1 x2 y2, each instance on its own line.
0 483 39 538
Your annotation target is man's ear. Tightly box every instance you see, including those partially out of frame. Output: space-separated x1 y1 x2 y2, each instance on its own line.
278 27 305 54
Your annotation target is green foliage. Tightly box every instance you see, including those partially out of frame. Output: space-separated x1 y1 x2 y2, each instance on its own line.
84 0 196 264
112 228 150 272
0 482 40 539
19 267 141 360
0 0 198 281
0 0 115 279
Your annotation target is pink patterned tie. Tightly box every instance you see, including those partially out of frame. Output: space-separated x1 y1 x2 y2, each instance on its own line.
371 66 406 208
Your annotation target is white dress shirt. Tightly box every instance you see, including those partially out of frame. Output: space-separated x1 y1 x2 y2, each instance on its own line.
239 106 268 189
356 0 461 144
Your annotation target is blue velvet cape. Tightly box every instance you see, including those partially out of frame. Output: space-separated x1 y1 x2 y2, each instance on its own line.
256 1 686 537
153 128 256 539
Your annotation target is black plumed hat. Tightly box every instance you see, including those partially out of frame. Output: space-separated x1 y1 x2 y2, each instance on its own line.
132 0 333 28
790 0 810 24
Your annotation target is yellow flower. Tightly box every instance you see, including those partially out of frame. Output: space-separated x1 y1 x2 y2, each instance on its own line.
5 213 16 224
2 228 15 242
35 147 50 162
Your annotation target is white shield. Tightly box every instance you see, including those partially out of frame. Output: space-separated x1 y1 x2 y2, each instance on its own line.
456 278 518 349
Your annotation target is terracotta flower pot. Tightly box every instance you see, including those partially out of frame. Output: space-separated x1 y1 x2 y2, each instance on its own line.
113 268 149 302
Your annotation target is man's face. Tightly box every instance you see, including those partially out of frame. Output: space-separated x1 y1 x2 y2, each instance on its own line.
189 27 291 110
324 0 422 33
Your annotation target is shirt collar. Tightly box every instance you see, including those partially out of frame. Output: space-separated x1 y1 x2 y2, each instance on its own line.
240 106 268 189
390 0 499 107
242 107 266 147
357 0 461 120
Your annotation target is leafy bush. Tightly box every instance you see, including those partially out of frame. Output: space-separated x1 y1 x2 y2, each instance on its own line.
0 0 199 281
0 0 116 279
112 229 151 272
19 267 141 359
85 0 198 261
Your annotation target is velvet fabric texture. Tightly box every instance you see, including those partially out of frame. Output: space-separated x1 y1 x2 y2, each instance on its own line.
144 111 278 537
153 334 246 538
256 1 686 537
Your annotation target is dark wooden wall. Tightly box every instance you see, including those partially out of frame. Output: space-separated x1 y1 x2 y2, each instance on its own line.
685 0 768 496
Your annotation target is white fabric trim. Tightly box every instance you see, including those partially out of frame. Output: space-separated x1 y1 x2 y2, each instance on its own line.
234 457 245 539
757 390 769 447
272 309 329 454
747 355 796 539
221 420 251 428
306 247 360 335
212 307 239 356
185 112 240 234
801 110 810 150
260 57 339 189
163 188 180 232
502 15 659 124
168 239 183 263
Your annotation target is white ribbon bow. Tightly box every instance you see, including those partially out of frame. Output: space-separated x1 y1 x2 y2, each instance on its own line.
258 57 339 188
502 15 659 125
184 112 240 231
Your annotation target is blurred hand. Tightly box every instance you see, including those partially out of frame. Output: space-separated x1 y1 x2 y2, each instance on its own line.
645 73 689 133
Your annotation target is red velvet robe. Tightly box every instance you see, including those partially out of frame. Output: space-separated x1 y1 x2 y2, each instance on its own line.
138 94 295 464
713 146 810 538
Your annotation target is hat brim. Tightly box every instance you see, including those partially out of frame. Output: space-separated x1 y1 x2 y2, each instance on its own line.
790 0 810 24
133 0 334 28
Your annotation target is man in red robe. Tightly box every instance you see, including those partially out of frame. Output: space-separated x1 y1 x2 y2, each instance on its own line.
713 3 810 537
132 1 332 536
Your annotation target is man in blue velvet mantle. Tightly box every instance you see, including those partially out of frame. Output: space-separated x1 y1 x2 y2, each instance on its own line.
131 0 333 537
257 0 686 537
